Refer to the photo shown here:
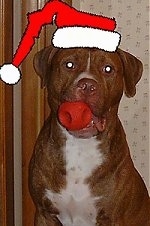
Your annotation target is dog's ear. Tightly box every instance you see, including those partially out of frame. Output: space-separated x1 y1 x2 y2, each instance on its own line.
33 46 59 88
117 49 143 97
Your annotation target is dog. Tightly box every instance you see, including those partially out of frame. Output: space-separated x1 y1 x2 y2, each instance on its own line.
29 46 150 226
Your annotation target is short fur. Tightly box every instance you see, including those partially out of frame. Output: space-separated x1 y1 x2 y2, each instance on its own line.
29 47 150 226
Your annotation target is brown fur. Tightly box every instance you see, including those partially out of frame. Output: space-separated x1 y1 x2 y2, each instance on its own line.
29 47 150 226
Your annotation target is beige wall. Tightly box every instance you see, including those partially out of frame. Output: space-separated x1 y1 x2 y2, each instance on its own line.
73 0 150 190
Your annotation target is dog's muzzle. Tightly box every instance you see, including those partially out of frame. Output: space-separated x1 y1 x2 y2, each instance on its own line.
58 101 106 139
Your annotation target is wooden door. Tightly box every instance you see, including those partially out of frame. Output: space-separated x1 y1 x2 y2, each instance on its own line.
0 0 14 225
21 1 72 225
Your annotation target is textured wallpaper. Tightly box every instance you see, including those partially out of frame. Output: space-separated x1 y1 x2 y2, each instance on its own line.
73 0 149 189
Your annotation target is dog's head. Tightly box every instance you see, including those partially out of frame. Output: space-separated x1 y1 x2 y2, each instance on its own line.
34 46 143 138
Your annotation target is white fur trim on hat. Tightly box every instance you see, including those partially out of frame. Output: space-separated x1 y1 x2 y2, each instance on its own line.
0 64 21 85
52 27 121 52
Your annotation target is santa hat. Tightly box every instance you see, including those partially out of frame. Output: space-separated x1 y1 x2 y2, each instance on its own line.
0 0 121 85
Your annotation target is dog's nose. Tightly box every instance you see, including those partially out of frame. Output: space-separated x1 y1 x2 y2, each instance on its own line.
77 78 98 95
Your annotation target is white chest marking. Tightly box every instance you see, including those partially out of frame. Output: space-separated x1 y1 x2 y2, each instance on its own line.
46 130 103 226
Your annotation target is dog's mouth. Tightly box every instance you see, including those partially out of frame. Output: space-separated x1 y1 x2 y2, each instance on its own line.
58 101 106 139
68 115 106 139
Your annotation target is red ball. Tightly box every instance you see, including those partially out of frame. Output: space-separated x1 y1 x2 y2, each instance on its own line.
58 101 92 131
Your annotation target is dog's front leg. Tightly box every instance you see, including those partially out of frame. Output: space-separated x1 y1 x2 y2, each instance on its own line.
35 207 63 226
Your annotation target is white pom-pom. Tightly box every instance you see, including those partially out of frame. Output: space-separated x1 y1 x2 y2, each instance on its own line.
0 64 21 85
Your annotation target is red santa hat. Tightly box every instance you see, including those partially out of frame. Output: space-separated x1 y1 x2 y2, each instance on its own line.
0 0 121 85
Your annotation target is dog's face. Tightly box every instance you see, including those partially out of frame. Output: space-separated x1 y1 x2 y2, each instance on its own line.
34 47 143 138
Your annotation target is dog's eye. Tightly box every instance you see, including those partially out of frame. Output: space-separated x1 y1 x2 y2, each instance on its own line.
103 65 113 74
66 62 75 69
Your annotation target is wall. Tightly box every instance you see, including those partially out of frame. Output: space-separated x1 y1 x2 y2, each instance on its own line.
73 0 149 190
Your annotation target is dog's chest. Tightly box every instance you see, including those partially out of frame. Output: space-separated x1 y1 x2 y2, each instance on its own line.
46 133 103 226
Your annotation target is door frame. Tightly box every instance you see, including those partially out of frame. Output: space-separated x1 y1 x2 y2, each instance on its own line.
0 0 14 225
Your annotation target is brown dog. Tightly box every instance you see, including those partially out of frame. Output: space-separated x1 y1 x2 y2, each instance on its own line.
29 47 150 226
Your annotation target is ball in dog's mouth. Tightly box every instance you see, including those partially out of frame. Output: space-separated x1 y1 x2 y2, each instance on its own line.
58 101 106 138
